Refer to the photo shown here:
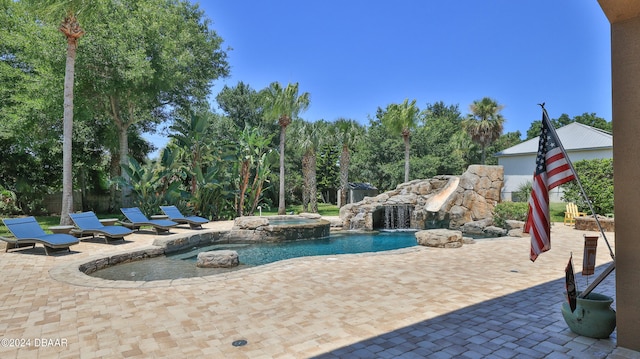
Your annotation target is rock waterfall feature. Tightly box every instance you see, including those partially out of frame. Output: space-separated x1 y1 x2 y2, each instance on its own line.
339 165 503 231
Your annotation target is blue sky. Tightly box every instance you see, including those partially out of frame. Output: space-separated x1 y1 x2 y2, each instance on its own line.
147 1 611 153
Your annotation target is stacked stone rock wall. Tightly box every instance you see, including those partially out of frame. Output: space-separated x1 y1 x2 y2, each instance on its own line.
340 165 504 231
224 215 330 242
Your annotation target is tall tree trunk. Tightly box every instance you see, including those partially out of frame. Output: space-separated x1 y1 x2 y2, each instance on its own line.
249 167 265 216
79 168 87 211
238 160 250 217
109 151 120 212
278 124 287 215
339 145 350 207
190 147 200 196
118 125 130 207
301 153 310 213
110 96 132 207
309 153 318 213
60 36 78 225
403 134 410 183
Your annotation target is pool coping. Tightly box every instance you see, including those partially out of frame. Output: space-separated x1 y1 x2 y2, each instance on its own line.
48 229 432 289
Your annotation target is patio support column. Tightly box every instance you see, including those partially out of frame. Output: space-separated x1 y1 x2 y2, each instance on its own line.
598 0 640 352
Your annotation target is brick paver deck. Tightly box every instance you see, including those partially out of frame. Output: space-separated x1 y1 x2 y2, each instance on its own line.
0 219 636 358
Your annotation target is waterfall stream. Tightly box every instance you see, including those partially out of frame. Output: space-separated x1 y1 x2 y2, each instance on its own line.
383 205 412 230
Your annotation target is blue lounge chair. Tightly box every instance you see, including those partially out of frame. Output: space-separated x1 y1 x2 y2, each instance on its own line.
120 207 178 234
69 211 133 243
1 217 79 255
159 206 209 229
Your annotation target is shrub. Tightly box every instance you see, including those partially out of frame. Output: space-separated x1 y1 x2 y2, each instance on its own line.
0 186 20 215
512 181 532 202
494 201 529 228
562 158 613 215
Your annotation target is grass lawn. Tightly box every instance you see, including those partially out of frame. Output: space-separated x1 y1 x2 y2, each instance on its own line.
260 203 340 216
550 202 567 223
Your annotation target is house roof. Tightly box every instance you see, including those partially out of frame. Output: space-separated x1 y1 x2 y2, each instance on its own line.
348 182 377 190
494 122 612 157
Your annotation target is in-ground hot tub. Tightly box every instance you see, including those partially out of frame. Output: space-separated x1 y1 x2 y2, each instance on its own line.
224 214 331 242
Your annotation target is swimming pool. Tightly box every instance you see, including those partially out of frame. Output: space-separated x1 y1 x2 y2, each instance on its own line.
89 231 419 281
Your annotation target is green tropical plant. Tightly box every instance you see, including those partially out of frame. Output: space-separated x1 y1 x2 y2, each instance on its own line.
381 99 420 183
248 150 277 215
316 142 340 204
463 97 505 164
513 181 533 202
292 120 328 213
117 156 183 217
236 126 275 216
169 112 215 196
334 118 364 207
260 82 311 215
190 166 227 220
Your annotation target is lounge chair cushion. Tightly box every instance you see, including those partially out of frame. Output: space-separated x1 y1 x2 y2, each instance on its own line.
160 206 208 227
69 211 133 242
2 217 79 255
120 207 178 233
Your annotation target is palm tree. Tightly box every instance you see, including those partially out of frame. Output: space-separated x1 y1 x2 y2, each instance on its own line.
59 10 85 224
335 118 363 207
381 99 420 183
27 1 87 225
463 97 505 164
294 120 328 213
260 82 310 215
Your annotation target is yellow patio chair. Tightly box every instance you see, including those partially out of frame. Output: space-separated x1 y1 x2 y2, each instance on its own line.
564 203 587 226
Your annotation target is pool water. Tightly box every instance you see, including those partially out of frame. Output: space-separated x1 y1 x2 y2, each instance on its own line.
90 231 418 281
178 231 418 266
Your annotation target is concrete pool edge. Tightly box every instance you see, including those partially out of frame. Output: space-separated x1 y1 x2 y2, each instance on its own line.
48 229 429 289
49 228 233 288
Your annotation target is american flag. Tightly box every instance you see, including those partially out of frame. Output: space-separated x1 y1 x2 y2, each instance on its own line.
524 109 576 262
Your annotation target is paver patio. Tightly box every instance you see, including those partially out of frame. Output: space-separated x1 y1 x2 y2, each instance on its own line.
0 218 635 358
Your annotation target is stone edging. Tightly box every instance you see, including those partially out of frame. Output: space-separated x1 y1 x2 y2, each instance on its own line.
49 231 428 289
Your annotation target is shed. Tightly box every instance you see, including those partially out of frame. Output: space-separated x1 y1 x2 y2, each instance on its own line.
339 182 378 206
494 122 612 202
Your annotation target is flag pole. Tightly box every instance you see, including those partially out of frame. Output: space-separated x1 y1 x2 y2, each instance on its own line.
539 104 615 298
580 261 615 298
539 104 615 260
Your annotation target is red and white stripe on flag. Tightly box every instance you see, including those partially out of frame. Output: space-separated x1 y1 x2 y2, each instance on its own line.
524 110 576 262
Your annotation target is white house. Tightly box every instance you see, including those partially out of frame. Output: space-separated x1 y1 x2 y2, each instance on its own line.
494 122 612 202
